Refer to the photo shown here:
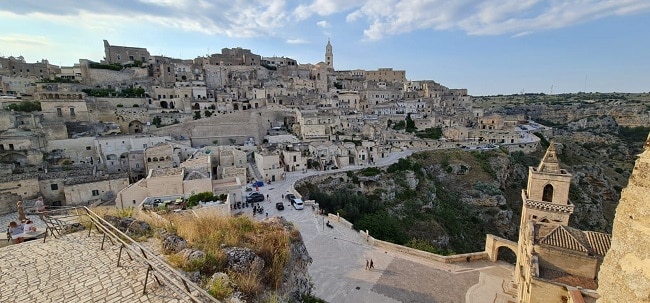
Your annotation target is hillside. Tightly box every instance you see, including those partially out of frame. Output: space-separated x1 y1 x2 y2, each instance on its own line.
296 129 646 254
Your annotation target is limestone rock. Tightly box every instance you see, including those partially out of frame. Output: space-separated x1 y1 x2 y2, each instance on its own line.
103 215 152 237
223 247 265 275
597 132 650 303
161 234 188 254
180 248 206 263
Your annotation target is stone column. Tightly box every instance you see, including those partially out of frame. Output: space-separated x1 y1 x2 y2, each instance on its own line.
597 133 650 303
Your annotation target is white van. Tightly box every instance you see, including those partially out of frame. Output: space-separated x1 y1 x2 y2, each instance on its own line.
292 198 304 210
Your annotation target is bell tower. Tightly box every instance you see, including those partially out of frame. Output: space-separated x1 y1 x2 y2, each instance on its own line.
325 39 333 69
521 142 574 225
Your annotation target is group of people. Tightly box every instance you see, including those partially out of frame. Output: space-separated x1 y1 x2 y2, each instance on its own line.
365 259 375 270
6 220 36 244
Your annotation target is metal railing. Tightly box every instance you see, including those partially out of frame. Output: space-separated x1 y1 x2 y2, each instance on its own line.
42 206 219 303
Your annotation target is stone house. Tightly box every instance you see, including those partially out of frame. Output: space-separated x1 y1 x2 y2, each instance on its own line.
103 40 151 65
254 150 283 183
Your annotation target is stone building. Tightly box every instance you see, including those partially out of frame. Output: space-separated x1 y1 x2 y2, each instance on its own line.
254 150 283 183
365 68 406 83
103 40 151 65
0 56 60 79
515 143 611 303
596 133 650 303
208 48 261 66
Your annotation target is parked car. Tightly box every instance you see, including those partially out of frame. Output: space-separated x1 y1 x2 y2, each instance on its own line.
275 202 285 210
286 194 296 202
292 198 304 210
247 193 265 202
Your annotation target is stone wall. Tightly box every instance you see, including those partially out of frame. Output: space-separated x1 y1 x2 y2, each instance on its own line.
597 132 650 303
64 177 129 205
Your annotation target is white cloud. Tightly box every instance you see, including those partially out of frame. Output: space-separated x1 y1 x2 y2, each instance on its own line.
0 0 290 38
0 34 51 47
317 20 330 28
294 0 367 20
286 38 310 44
347 0 650 40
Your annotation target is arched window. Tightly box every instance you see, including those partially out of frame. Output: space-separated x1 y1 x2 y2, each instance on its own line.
147 157 151 162
542 184 554 202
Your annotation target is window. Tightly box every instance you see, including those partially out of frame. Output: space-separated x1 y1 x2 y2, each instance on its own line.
117 54 121 61
69 108 75 117
50 184 58 190
92 190 100 196
9 144 14 150
56 108 62 117
86 146 91 150
542 184 554 202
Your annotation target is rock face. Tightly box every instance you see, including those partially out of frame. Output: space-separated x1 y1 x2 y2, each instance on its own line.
161 233 188 254
597 132 650 303
277 222 313 302
223 247 265 275
103 215 152 237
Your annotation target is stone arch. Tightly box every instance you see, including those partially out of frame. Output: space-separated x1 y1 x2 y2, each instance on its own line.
485 234 518 263
160 101 168 109
0 153 28 167
542 184 554 202
169 101 175 109
66 94 71 99
54 94 60 99
152 157 158 162
193 103 200 110
106 154 118 161
496 246 517 265
147 157 152 162
128 120 142 134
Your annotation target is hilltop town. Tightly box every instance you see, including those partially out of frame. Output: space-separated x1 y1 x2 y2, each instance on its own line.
0 39 550 211
1 40 650 303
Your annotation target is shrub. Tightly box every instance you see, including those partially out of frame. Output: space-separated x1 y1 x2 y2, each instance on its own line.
207 275 234 300
6 101 41 112
116 104 123 108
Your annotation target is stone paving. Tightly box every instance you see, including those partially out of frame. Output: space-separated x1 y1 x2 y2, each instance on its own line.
0 230 191 303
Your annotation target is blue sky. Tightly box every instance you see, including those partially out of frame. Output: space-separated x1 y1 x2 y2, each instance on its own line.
0 0 648 95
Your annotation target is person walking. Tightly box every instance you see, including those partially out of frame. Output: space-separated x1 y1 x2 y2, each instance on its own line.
369 259 374 270
365 259 369 270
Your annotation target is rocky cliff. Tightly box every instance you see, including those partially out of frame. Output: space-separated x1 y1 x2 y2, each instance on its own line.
597 132 650 303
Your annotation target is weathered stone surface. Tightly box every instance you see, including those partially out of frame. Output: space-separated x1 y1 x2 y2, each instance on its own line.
103 215 151 237
180 248 205 263
223 247 265 274
161 234 187 254
597 132 650 303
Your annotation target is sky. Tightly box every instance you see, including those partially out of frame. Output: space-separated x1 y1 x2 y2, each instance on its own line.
0 0 648 96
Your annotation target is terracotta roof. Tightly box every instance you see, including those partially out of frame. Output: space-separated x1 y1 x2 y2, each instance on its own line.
537 224 611 257
584 231 611 256
539 225 589 253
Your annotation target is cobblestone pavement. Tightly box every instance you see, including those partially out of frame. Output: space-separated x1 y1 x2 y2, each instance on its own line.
0 231 191 303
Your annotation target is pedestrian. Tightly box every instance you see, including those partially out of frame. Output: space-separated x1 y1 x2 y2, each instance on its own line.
365 259 369 270
266 212 268 217
369 259 374 270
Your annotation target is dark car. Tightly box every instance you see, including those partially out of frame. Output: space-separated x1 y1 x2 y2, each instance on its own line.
286 194 296 202
246 193 265 202
275 202 285 210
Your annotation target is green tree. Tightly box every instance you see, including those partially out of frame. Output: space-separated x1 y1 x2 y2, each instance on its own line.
193 111 201 120
204 110 213 117
6 101 41 112
152 116 162 127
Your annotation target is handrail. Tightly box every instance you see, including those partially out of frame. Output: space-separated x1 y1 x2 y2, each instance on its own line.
81 206 219 303
43 206 218 303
